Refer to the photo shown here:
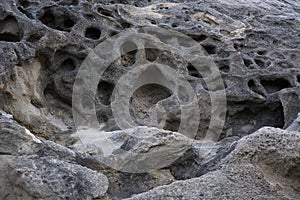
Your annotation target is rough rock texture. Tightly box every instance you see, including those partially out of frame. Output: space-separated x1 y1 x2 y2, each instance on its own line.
73 126 193 172
125 127 300 200
0 0 299 142
0 111 109 200
0 0 299 199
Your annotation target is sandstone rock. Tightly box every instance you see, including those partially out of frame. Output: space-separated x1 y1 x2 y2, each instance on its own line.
224 127 300 199
0 0 299 199
169 136 239 179
76 150 176 199
0 110 109 200
0 0 299 142
0 110 41 155
73 126 193 172
7 156 108 200
125 127 300 200
125 164 289 200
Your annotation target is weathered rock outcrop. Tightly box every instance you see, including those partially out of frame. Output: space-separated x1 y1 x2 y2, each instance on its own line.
125 127 300 200
0 111 109 200
0 0 299 199
0 0 299 142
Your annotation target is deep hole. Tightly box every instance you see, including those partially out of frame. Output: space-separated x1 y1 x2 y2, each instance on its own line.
121 41 137 67
230 103 284 137
19 0 30 8
97 81 114 105
243 58 252 68
171 22 178 28
63 19 75 28
163 119 180 132
96 113 109 125
85 27 101 40
97 7 114 18
40 10 55 28
150 20 156 25
17 6 33 19
61 58 76 71
260 78 291 94
145 48 158 62
218 63 230 73
109 30 118 37
0 15 21 42
39 9 76 32
297 75 300 83
27 31 44 42
248 79 264 96
0 33 20 42
130 84 172 127
202 44 216 54
121 21 131 29
254 59 266 68
191 35 207 42
187 63 202 78
257 50 267 55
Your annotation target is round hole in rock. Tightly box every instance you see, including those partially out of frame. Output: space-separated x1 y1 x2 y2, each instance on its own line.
243 58 253 68
130 84 172 127
260 78 291 94
171 22 178 28
192 35 207 42
27 31 45 42
85 27 101 40
97 81 114 106
39 8 76 32
202 44 217 54
18 0 30 8
145 48 158 62
97 7 114 18
187 63 202 78
61 58 76 71
219 63 230 73
0 15 22 42
121 41 138 67
248 79 264 96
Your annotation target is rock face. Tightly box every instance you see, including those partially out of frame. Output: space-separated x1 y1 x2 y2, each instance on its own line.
125 127 300 200
0 111 109 200
0 0 299 199
0 0 299 142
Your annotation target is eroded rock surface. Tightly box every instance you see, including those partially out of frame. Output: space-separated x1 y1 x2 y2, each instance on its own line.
0 0 299 199
125 127 300 200
0 110 109 200
0 0 299 141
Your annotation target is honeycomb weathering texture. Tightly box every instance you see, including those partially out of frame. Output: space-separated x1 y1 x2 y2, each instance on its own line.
0 0 299 199
0 0 299 142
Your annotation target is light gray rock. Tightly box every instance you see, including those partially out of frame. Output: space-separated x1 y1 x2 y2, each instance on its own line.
0 110 109 200
0 110 41 155
73 126 193 173
125 127 300 200
7 156 108 200
126 164 289 200
285 113 300 132
224 127 300 199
